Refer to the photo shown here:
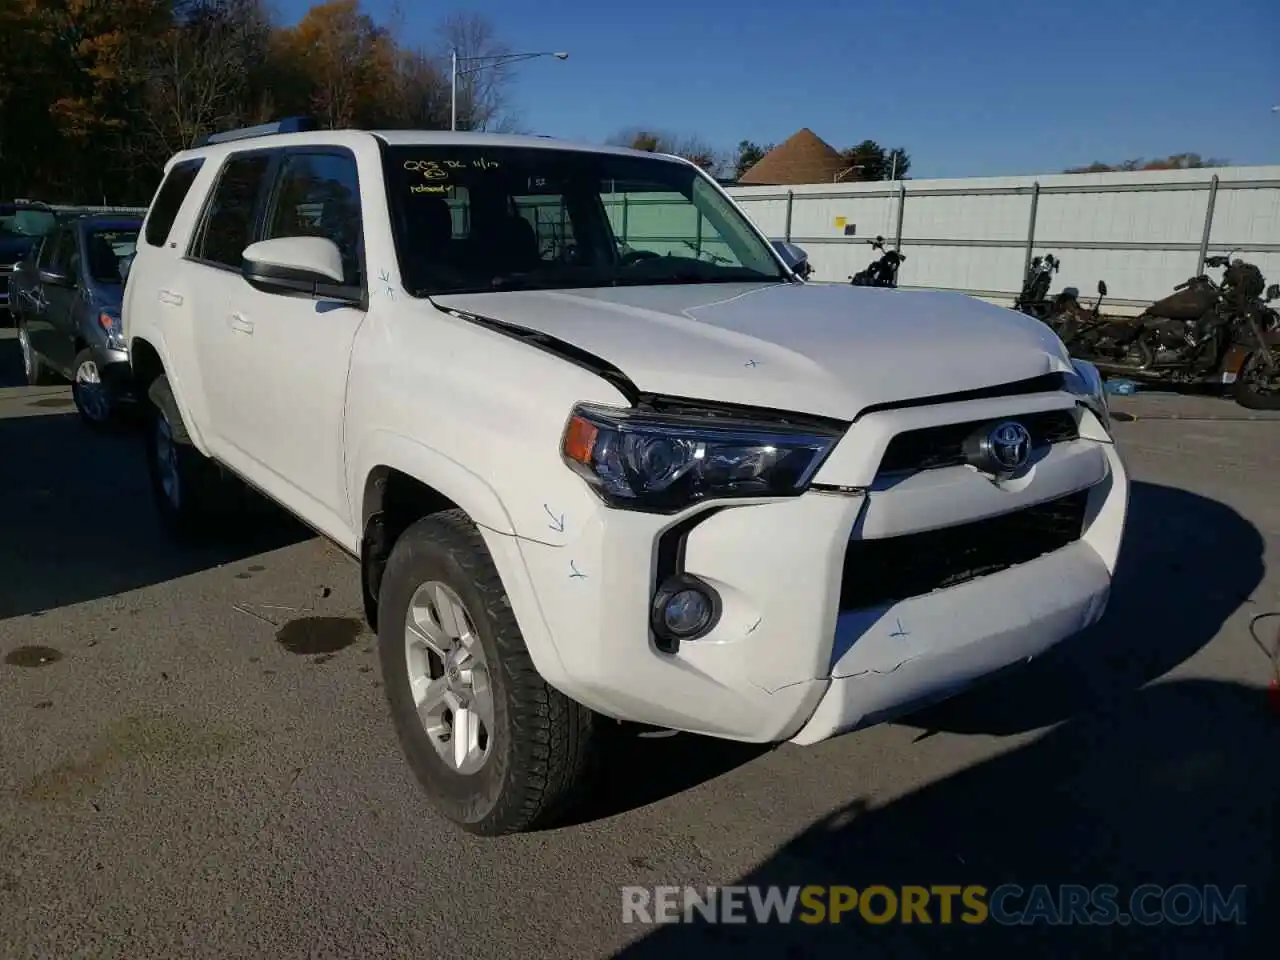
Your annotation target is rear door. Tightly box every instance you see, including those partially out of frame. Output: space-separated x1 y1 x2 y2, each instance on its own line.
182 149 275 451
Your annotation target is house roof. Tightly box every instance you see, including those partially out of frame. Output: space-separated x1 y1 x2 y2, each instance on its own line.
738 128 848 185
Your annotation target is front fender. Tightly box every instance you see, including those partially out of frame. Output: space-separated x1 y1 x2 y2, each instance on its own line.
351 429 518 535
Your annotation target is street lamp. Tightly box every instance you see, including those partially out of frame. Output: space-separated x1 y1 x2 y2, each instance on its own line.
450 50 568 131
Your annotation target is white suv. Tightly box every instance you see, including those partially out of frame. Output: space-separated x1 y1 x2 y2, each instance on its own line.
122 121 1129 835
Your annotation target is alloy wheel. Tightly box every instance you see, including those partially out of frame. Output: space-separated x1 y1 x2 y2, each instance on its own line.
74 359 110 422
403 580 494 775
154 412 181 508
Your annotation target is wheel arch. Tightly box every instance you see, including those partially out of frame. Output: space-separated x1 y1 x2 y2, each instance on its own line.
354 434 519 633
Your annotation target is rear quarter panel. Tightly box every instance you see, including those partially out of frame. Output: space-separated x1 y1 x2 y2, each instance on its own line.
124 157 222 451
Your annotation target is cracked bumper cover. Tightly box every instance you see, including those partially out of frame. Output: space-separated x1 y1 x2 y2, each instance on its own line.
486 432 1128 746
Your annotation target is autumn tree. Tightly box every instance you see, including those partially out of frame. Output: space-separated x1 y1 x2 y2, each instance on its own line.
0 0 172 201
0 1 519 202
274 0 396 129
1064 153 1229 173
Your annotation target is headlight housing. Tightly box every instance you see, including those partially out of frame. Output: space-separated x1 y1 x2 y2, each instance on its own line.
97 309 125 350
1065 358 1109 429
560 402 842 512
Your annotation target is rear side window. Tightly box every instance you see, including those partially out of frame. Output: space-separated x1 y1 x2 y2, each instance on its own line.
144 160 204 248
189 153 272 268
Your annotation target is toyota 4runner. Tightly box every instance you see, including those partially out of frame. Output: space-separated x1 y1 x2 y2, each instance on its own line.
122 120 1129 836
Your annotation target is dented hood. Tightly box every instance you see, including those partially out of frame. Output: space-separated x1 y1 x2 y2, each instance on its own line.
430 281 1073 420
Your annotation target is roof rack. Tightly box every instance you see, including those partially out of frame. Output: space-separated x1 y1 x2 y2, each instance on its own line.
194 117 318 148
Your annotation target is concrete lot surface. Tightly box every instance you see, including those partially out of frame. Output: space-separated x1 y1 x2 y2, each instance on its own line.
0 327 1275 958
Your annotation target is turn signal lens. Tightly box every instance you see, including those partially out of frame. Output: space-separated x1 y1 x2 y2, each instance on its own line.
561 414 600 466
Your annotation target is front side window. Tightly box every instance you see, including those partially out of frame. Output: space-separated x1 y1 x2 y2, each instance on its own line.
190 152 272 268
261 151 363 288
39 229 71 274
382 146 785 296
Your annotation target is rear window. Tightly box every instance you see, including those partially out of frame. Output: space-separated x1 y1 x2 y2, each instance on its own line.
144 159 204 248
189 153 272 268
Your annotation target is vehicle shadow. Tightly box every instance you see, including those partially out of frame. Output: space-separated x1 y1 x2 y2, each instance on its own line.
0 329 27 385
0 410 309 621
904 479 1265 737
571 480 1261 824
563 725 773 828
611 678 1274 957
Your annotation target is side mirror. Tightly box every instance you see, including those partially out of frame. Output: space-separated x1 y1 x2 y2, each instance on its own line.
1097 280 1108 296
770 239 810 278
241 237 348 298
38 267 73 287
1266 283 1279 302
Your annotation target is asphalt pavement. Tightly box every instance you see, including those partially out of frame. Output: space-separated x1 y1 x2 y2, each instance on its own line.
1 326 1276 958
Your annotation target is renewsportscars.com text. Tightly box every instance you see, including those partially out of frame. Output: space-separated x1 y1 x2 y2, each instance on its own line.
621 884 1248 926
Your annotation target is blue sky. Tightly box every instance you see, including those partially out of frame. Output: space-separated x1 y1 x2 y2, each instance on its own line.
275 0 1278 179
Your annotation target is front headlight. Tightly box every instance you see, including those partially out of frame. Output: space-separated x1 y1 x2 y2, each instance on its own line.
560 402 842 512
1065 358 1109 429
96 310 125 350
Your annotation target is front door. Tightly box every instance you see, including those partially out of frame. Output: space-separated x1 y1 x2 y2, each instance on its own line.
235 149 368 528
205 147 369 534
29 228 77 373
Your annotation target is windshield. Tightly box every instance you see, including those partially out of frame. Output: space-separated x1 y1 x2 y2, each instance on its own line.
382 145 786 296
85 227 140 284
0 208 58 240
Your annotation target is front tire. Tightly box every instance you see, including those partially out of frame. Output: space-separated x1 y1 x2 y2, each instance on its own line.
1233 346 1280 411
71 348 116 428
378 509 598 836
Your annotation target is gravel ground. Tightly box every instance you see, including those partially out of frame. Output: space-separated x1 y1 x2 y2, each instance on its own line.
1 328 1275 958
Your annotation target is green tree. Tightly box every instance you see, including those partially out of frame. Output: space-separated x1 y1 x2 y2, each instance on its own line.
734 139 772 179
839 140 911 181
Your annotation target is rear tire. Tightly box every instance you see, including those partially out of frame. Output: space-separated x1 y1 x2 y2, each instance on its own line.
378 509 598 836
143 375 235 542
17 322 56 386
1233 347 1280 411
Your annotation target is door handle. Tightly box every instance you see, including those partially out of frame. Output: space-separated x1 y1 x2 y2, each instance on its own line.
228 313 254 335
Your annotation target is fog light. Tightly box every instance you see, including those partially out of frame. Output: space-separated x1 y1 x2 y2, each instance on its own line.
651 574 721 644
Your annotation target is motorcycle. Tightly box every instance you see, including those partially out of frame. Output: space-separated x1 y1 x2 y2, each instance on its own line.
1046 279 1109 343
1013 253 1063 319
1060 252 1280 410
849 235 905 288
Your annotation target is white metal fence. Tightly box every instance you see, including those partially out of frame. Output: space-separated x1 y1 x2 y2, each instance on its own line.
727 166 1280 315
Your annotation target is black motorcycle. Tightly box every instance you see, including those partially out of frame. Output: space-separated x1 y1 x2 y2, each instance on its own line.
1046 279 1108 343
1063 253 1280 410
1013 253 1062 318
850 236 904 288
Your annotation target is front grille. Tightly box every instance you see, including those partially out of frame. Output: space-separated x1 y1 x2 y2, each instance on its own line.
878 409 1078 475
838 489 1090 612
